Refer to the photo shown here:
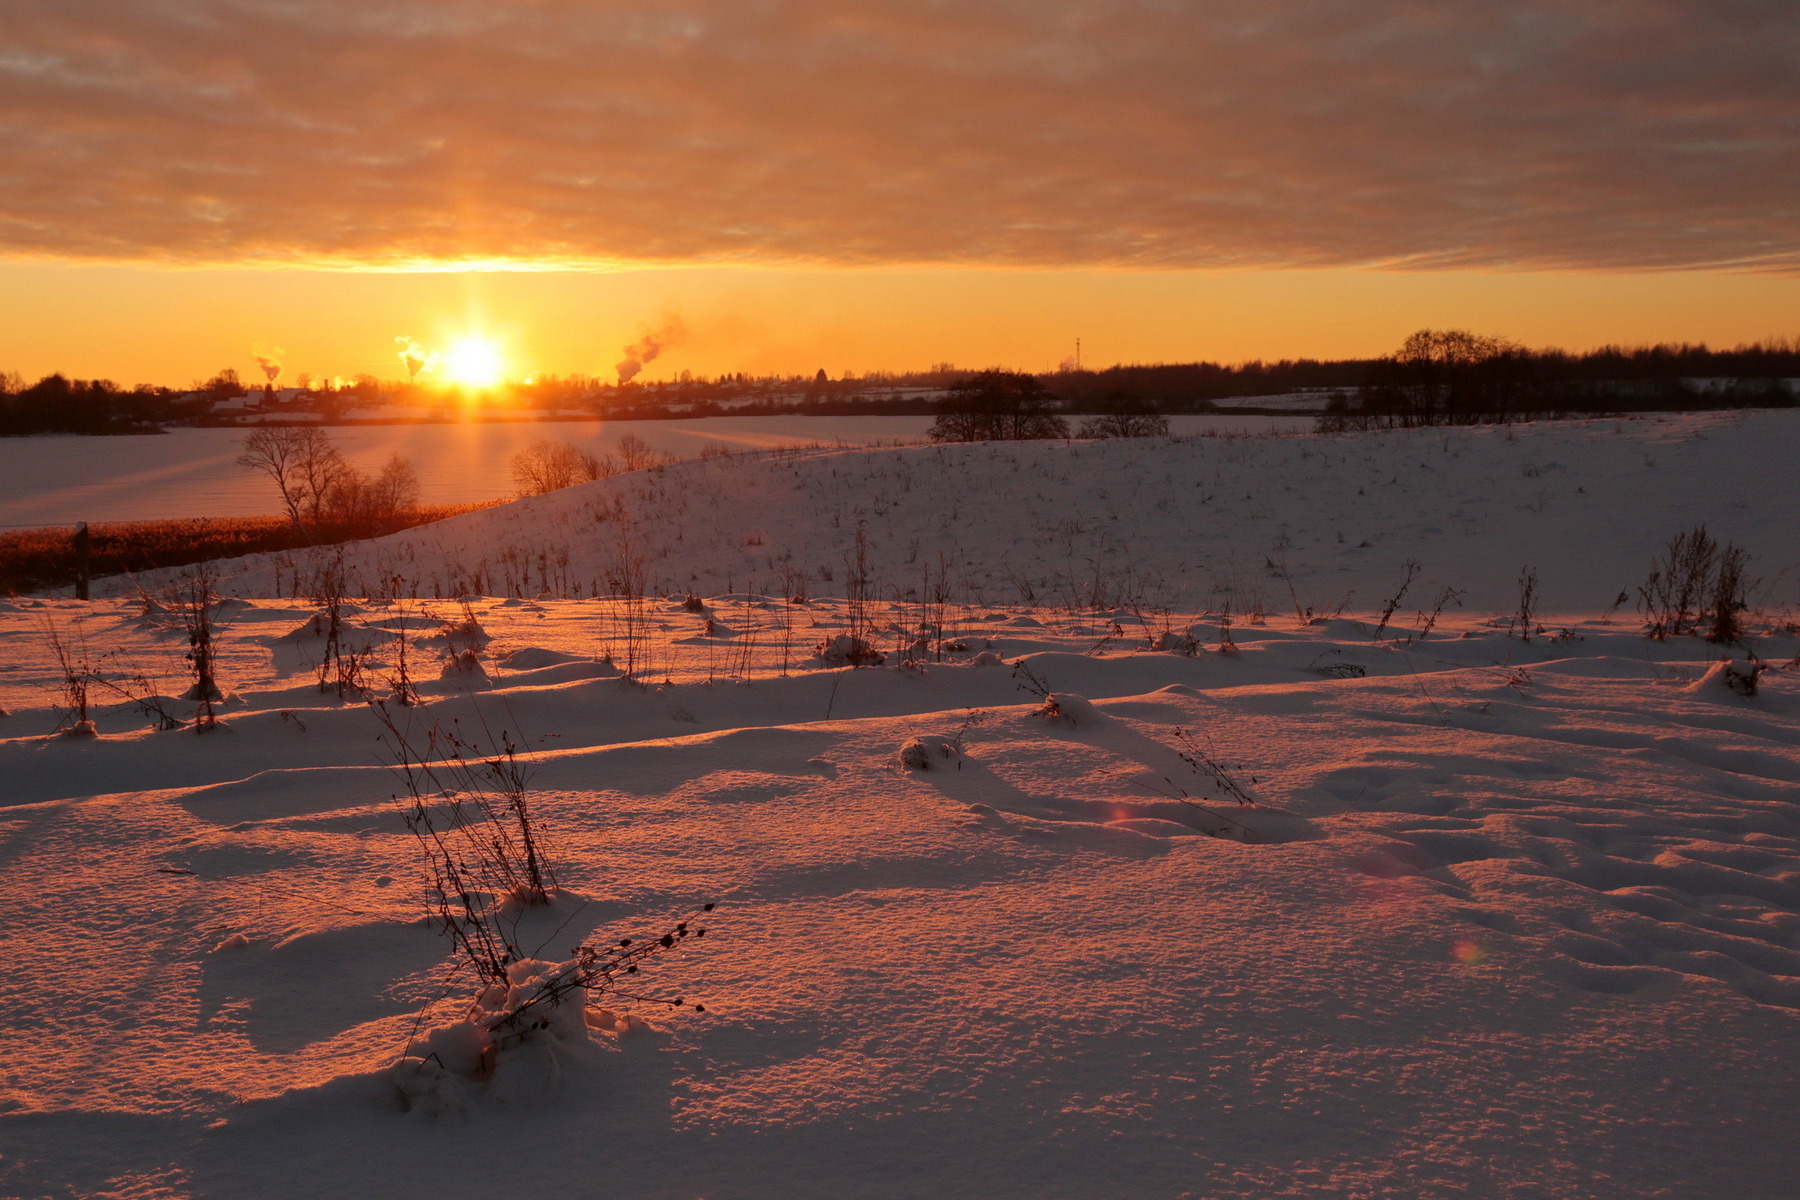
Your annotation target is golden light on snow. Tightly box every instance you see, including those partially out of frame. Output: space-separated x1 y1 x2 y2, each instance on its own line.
442 336 507 390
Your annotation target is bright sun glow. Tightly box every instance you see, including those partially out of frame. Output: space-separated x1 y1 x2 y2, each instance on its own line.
442 336 506 388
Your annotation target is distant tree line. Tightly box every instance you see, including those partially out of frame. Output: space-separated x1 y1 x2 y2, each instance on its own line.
0 373 192 435
1319 330 1800 430
1043 336 1800 416
5 334 1797 436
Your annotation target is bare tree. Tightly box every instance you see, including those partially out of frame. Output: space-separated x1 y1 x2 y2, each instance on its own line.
293 430 352 527
322 454 421 528
237 427 311 530
239 427 417 533
510 440 610 495
237 427 347 531
1354 329 1531 427
614 432 667 472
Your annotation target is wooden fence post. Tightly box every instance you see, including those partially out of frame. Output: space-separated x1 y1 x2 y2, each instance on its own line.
74 522 90 600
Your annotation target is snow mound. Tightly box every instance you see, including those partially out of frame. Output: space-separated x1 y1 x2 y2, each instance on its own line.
1037 692 1101 725
1686 658 1766 699
425 616 492 654
499 646 589 670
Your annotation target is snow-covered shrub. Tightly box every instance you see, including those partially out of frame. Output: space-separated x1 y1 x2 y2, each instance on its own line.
389 957 595 1114
413 602 493 665
1041 693 1100 724
499 646 586 670
439 648 493 689
281 613 330 641
897 635 934 666
899 734 961 771
1152 629 1198 655
813 634 884 667
902 709 988 768
387 925 710 1114
1013 662 1097 723
432 608 492 654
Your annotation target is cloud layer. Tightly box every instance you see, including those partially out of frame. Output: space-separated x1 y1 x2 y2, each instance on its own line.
2 1 1798 270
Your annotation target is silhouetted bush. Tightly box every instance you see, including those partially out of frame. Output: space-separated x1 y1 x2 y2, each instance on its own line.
1076 391 1170 438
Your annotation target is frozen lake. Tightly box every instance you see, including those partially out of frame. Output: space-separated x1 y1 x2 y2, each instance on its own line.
0 414 1309 527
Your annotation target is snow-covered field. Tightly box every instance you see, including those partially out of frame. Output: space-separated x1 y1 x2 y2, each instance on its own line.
2 411 1798 1199
0 414 1308 526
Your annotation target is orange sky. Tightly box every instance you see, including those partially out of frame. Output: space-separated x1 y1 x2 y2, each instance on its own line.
3 3 1797 383
4 262 1799 387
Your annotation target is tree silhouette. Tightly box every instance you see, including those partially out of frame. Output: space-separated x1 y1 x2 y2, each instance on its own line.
1358 329 1532 426
928 370 1069 442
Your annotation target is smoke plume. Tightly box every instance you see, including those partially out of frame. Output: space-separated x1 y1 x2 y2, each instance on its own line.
395 336 437 382
615 315 687 384
253 345 283 385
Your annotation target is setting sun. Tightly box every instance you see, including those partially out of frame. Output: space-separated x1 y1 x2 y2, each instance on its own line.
442 335 506 389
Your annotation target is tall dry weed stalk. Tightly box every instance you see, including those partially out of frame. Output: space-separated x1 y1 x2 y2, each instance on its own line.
38 613 96 735
167 567 227 730
375 703 712 1082
1637 526 1754 642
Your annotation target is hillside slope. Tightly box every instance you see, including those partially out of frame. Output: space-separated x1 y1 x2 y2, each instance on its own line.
95 410 1800 618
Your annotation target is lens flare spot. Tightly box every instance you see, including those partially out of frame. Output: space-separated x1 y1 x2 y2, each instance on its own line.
1451 938 1486 966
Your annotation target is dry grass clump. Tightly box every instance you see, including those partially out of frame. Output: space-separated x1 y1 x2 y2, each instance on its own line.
0 504 495 594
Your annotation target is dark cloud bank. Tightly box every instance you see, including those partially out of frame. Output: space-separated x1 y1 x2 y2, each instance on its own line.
2 1 1797 270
